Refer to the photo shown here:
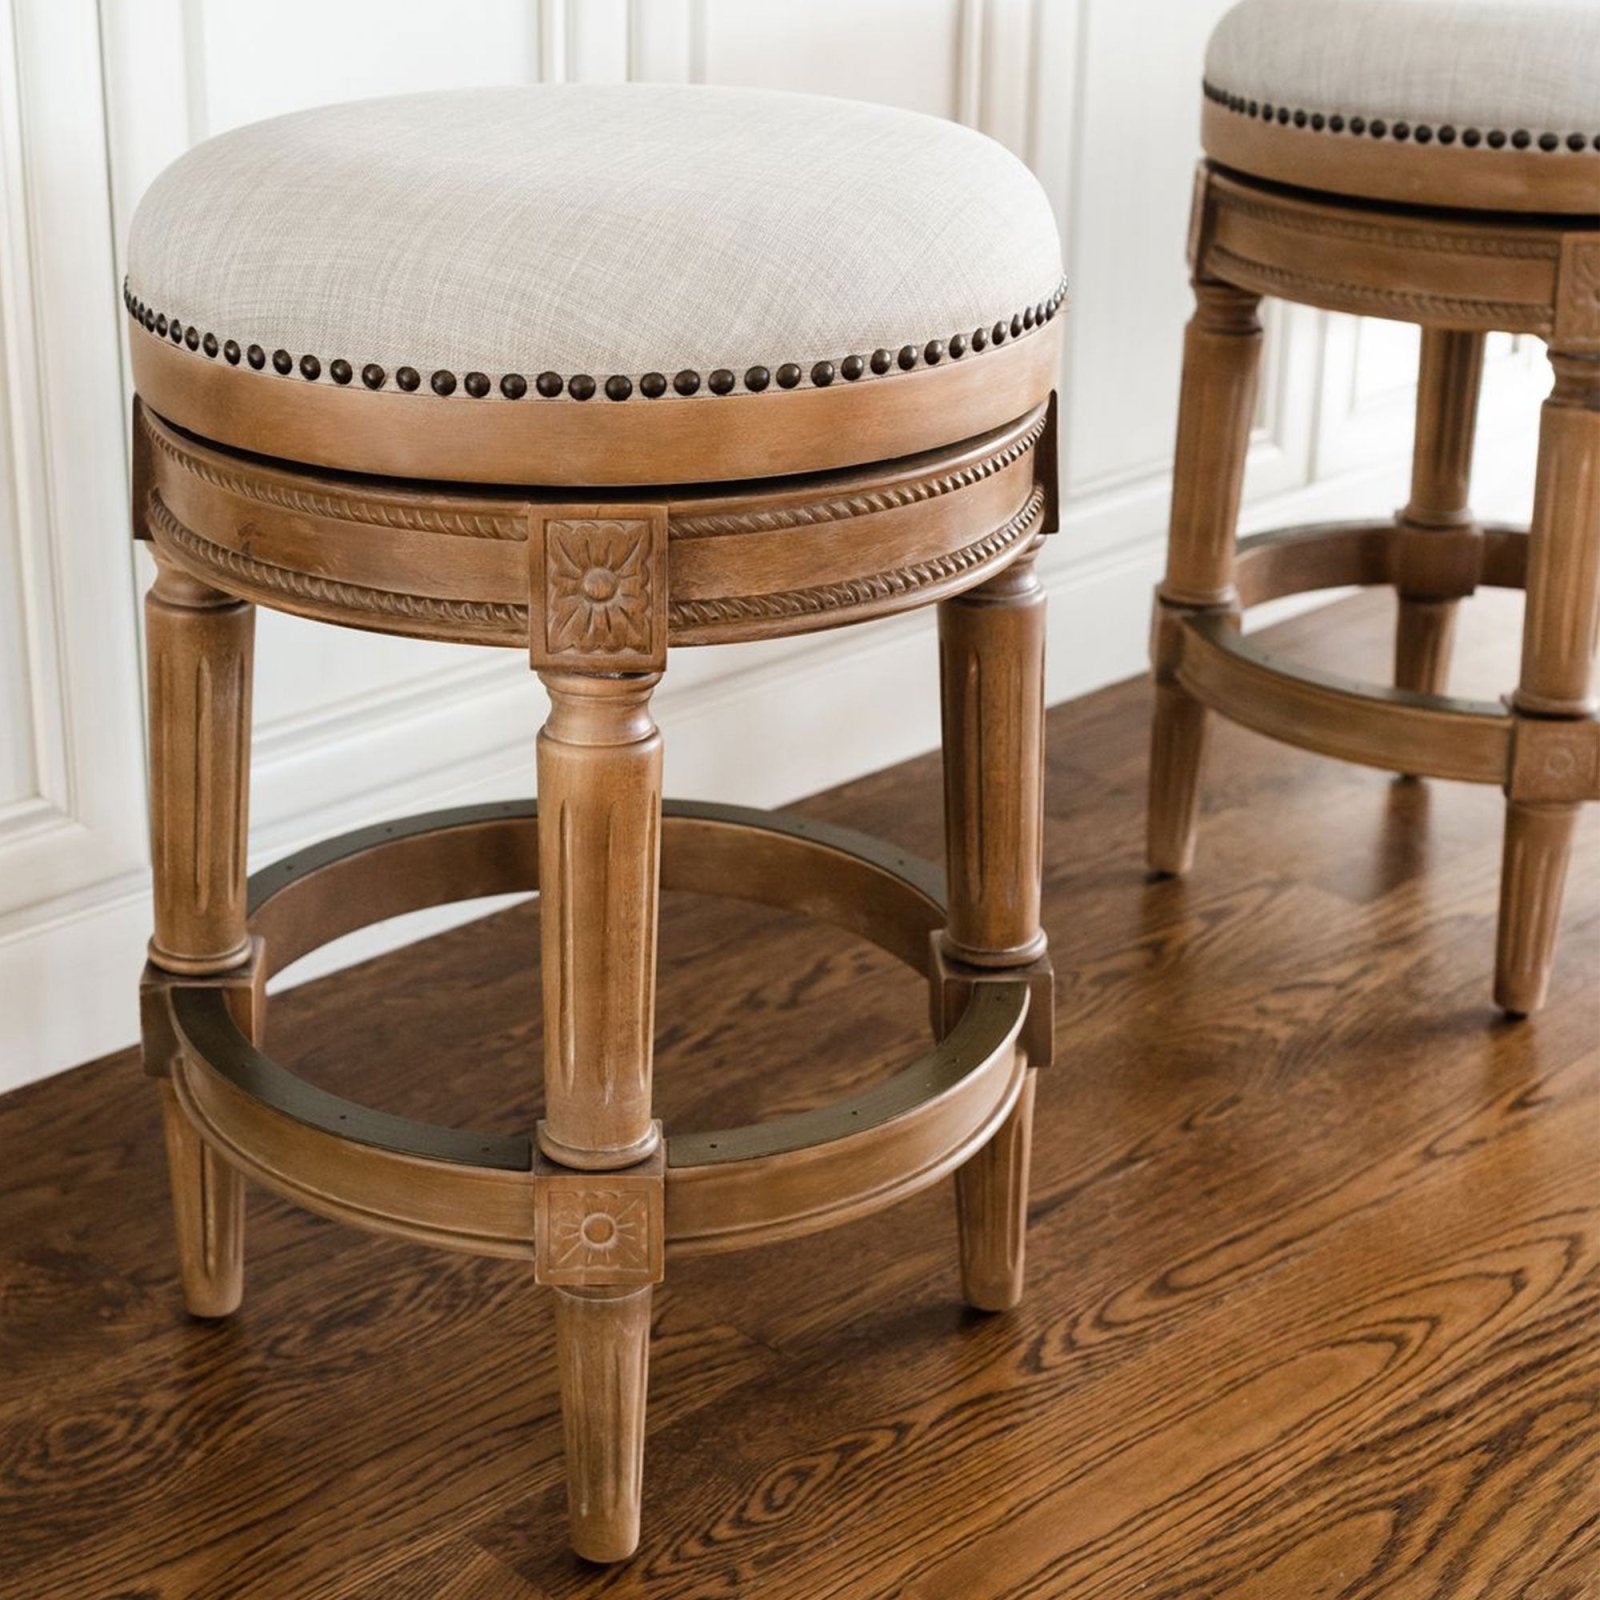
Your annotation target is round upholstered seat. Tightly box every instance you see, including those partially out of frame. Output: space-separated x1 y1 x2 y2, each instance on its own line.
126 84 1064 485
1202 0 1600 211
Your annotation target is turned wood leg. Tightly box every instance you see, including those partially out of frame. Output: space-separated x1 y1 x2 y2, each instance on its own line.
1147 276 1263 874
938 541 1049 1312
141 548 255 1318
1496 351 1600 1016
1394 329 1486 699
534 671 664 1562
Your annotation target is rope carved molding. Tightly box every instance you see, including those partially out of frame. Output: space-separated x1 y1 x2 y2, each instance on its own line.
147 484 1047 642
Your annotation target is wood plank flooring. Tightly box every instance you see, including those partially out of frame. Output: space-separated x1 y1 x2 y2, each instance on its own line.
0 589 1595 1599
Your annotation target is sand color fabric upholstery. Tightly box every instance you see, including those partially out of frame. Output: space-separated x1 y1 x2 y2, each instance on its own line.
1207 0 1600 148
127 84 1064 392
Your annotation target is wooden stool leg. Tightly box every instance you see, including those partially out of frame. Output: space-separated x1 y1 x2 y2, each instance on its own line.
535 671 663 1562
1496 350 1600 1016
142 549 254 1318
1394 329 1486 697
552 1287 652 1563
938 541 1047 1312
1148 277 1263 874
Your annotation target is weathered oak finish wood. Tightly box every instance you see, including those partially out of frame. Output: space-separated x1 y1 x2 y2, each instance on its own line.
938 538 1050 1311
3 593 1594 1598
1394 328 1485 697
129 309 1062 487
552 1287 652 1566
1147 277 1263 875
141 550 256 1319
535 674 664 1170
1149 158 1600 1010
1498 350 1600 1014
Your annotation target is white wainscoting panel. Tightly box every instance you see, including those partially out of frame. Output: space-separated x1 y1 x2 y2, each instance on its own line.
0 0 1545 1088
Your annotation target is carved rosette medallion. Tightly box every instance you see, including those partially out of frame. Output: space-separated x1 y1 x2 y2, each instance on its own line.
534 1138 665 1288
530 506 669 671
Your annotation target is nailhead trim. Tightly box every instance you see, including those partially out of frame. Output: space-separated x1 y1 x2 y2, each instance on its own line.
1204 80 1600 155
120 277 1067 400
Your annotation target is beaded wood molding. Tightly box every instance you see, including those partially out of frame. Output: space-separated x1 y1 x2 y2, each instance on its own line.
137 400 1056 649
124 276 1066 404
1194 168 1600 348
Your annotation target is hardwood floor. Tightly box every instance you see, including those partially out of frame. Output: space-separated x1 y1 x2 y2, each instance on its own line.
0 590 1595 1599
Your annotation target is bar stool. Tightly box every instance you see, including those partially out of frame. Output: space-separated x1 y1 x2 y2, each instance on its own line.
1148 0 1600 1014
127 85 1063 1561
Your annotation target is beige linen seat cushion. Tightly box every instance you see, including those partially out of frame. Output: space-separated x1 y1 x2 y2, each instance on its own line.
1201 0 1600 211
126 84 1064 405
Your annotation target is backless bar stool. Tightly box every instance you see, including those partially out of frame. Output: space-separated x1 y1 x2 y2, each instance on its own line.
1148 0 1600 1014
127 86 1063 1560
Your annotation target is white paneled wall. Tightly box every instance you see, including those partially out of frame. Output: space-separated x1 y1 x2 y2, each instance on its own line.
0 0 1548 1088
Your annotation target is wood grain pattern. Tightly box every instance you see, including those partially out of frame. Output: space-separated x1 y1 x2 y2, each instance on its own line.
2 593 1594 1598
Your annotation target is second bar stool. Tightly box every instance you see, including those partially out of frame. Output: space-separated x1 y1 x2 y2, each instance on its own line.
1149 0 1600 1014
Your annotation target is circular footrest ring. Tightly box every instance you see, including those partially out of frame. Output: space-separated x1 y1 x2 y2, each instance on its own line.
165 800 1032 1261
1167 517 1537 786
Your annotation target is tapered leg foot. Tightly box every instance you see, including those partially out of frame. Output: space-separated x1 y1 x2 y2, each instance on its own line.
1147 677 1208 875
554 1286 652 1563
1495 801 1580 1016
956 1070 1036 1311
1394 597 1459 697
159 1081 244 1319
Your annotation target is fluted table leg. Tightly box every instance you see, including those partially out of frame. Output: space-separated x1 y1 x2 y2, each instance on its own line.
141 547 255 1318
1497 350 1600 1015
938 539 1050 1312
1147 274 1263 874
534 670 664 1563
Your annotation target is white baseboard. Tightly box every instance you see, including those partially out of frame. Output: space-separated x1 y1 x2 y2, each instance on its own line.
0 430 1538 1094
